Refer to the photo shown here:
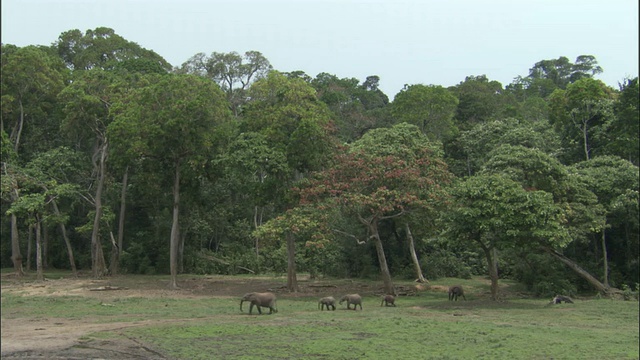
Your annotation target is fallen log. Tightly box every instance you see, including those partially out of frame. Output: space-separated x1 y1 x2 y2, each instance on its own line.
89 286 128 291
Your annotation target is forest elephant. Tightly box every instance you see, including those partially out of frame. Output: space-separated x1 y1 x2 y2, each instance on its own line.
318 296 336 311
549 295 574 304
380 294 396 307
240 292 278 314
448 285 466 301
339 294 363 310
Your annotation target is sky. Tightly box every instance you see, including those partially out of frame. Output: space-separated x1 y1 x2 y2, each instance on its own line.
2 0 638 98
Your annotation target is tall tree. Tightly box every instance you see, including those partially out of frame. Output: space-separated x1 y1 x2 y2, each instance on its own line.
570 156 640 287
548 78 615 163
391 84 458 141
55 27 171 71
607 77 639 165
528 55 603 91
242 71 336 175
1 44 66 276
109 74 232 288
177 51 272 116
444 173 566 300
480 145 612 294
299 123 452 294
451 75 505 129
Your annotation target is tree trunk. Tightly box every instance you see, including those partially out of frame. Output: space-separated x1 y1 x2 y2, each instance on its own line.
26 224 33 271
369 221 395 295
601 228 609 288
12 100 24 153
405 223 427 283
542 246 610 294
43 225 49 269
179 229 187 274
110 167 128 275
480 242 499 301
169 162 181 289
50 198 77 276
10 213 24 277
286 232 298 292
35 217 44 282
91 142 108 278
582 119 590 161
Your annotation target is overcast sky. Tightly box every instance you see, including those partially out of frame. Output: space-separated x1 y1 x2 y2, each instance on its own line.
2 0 638 98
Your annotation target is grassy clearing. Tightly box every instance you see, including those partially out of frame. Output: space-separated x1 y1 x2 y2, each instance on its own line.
1 273 638 359
122 297 638 359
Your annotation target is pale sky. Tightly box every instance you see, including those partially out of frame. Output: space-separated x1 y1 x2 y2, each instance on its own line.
2 0 638 98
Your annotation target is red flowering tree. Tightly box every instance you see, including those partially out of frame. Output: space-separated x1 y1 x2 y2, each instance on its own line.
297 123 453 294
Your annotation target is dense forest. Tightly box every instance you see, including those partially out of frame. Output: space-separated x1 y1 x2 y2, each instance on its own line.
2 27 638 299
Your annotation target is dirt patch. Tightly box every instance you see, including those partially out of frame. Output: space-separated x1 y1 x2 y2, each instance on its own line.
1 274 390 359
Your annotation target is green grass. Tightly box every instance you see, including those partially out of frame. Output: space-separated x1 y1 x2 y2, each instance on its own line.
2 273 638 359
122 297 639 360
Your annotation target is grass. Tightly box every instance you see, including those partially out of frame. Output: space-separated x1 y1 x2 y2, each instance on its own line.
2 273 638 359
123 297 639 360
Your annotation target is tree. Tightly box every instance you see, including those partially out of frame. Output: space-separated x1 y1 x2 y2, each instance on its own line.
480 145 613 294
311 73 391 142
177 51 272 116
1 44 66 276
570 156 640 287
109 74 232 288
451 75 505 129
548 78 615 163
607 77 639 165
528 55 603 91
217 132 290 259
391 84 458 141
55 27 171 71
242 71 336 174
444 173 567 300
254 205 333 292
299 123 453 294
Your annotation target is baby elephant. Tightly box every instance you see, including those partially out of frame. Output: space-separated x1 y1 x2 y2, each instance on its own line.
240 292 278 315
339 294 363 310
549 295 574 304
448 285 466 301
318 296 336 311
380 294 396 307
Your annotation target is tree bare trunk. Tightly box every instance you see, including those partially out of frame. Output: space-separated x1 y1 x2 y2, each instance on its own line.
91 142 108 278
368 220 394 295
169 162 181 289
286 232 298 292
43 225 49 269
542 246 611 294
109 167 128 275
35 216 44 282
50 198 77 276
601 228 609 288
480 242 499 301
10 213 24 276
405 223 427 283
26 224 33 271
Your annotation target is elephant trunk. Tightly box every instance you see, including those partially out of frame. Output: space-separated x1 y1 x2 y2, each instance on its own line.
240 300 244 312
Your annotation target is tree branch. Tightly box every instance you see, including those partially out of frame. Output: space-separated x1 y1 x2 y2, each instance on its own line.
332 229 366 245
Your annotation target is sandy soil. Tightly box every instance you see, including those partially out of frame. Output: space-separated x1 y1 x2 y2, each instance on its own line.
1 274 402 359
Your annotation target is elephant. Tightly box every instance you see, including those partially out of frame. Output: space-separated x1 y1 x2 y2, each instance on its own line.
339 294 363 310
448 285 466 301
318 296 336 311
380 294 396 307
550 295 574 304
240 292 278 315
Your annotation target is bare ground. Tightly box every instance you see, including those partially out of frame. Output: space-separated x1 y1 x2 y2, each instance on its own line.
1 273 409 359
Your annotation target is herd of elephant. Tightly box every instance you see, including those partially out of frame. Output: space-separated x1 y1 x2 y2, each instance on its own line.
239 285 467 315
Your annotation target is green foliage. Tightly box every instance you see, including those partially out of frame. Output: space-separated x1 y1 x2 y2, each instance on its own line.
55 27 171 71
391 84 458 141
